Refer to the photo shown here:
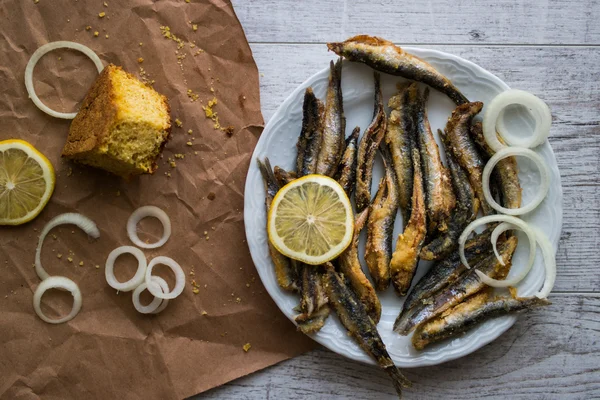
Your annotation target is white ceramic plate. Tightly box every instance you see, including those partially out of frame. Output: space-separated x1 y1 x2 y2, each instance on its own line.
244 48 562 367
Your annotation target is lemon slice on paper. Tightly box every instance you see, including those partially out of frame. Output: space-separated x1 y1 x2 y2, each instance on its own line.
268 174 353 265
0 139 55 225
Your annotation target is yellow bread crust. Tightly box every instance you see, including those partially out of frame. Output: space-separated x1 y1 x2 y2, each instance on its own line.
62 64 171 178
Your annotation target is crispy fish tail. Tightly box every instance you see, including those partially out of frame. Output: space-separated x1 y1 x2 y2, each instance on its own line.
324 264 410 396
273 166 296 187
355 72 387 212
327 35 468 105
296 305 330 334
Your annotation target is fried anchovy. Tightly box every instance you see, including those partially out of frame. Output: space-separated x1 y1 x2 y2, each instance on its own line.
416 87 455 233
386 83 418 222
296 87 324 176
316 58 346 177
338 208 382 322
365 146 399 291
401 227 495 315
355 72 387 212
394 236 517 335
297 264 328 317
389 149 427 296
443 102 494 216
273 166 296 187
257 158 298 292
324 264 411 398
295 305 331 334
327 35 468 105
412 289 550 350
419 130 477 261
335 126 360 197
470 121 522 210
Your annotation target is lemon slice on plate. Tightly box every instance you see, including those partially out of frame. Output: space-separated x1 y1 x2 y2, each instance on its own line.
0 139 55 225
267 174 353 265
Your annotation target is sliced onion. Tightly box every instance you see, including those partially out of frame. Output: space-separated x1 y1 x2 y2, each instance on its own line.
531 227 556 299
105 246 147 292
145 256 185 300
127 206 171 249
151 277 170 314
491 222 513 266
33 276 82 324
483 89 551 152
132 276 170 314
459 215 536 286
36 213 100 281
25 41 104 119
482 147 550 216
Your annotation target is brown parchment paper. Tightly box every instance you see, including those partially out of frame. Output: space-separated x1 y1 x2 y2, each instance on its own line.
0 1 315 399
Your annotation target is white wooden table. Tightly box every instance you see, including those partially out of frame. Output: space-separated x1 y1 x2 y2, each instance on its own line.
198 1 600 398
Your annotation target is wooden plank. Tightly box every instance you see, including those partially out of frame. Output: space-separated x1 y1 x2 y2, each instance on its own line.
231 0 600 45
195 294 600 399
250 44 600 293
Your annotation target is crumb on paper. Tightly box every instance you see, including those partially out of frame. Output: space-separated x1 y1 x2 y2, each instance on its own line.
187 129 193 134
137 57 144 63
98 12 106 18
246 283 250 288
187 89 199 102
243 343 251 352
192 287 199 294
139 42 143 46
186 141 193 146
105 34 109 39
67 257 73 263
79 261 84 266
95 265 100 269
52 234 57 240
207 192 216 200
57 254 62 259
34 0 39 3
169 160 176 168
224 126 235 137
193 49 205 56
94 31 99 37
185 0 190 3
175 118 183 127
85 25 92 31
159 26 185 49
192 24 198 31
201 310 208 316
174 154 185 159
103 1 108 6
66 167 73 177
235 297 241 303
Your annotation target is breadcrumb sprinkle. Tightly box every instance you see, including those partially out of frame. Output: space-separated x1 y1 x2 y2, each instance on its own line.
243 343 251 352
98 12 106 18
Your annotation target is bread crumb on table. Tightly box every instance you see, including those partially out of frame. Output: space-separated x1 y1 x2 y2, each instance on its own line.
94 31 99 37
98 12 106 18
243 343 251 352
137 57 144 63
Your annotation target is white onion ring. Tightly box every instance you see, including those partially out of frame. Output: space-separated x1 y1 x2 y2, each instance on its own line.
531 227 556 298
25 41 104 119
459 216 536 289
482 147 550 216
36 213 100 281
132 276 170 314
33 276 82 324
491 222 514 266
151 277 170 314
105 246 147 292
483 89 552 152
127 206 171 249
145 256 185 300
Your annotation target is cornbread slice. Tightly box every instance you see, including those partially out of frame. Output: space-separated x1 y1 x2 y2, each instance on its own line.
62 64 171 178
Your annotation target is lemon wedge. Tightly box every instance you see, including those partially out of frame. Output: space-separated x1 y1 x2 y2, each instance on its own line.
0 139 55 225
267 174 353 265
